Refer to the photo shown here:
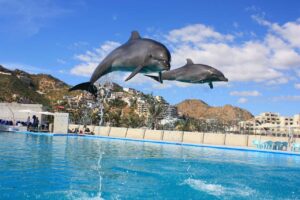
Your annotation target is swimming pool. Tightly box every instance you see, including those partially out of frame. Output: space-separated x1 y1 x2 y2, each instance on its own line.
0 132 299 199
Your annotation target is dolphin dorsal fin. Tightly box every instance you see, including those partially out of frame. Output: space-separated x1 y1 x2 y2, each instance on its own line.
129 31 141 40
186 58 194 65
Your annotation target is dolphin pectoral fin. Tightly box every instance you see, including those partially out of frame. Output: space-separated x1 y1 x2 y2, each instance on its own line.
145 75 160 82
69 82 98 97
208 82 213 89
125 65 144 81
158 72 163 84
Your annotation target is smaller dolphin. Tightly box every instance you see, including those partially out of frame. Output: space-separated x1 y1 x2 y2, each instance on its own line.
69 31 171 96
145 58 228 89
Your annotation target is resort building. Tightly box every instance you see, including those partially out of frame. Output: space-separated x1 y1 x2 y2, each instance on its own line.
161 105 178 119
239 112 300 135
136 100 150 117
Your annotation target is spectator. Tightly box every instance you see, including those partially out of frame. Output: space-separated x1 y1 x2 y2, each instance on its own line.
26 116 31 130
36 117 39 129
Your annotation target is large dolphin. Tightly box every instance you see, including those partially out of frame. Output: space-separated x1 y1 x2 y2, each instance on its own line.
145 58 228 89
69 31 171 96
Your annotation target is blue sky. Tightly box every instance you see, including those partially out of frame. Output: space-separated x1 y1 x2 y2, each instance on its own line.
1 0 300 116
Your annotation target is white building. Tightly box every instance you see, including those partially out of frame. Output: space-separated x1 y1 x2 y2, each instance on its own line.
136 100 149 117
0 102 43 123
239 112 300 135
0 102 69 134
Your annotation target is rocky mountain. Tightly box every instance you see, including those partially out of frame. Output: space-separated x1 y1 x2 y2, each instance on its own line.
0 65 71 108
0 65 254 124
176 99 253 123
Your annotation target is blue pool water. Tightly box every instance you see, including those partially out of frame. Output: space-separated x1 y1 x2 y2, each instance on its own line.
0 132 300 200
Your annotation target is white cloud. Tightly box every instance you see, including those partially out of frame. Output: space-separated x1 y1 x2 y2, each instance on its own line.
253 15 300 48
295 83 300 89
167 19 300 84
230 90 261 97
70 17 300 89
166 24 234 44
272 95 300 102
70 41 120 77
266 77 289 85
238 98 248 104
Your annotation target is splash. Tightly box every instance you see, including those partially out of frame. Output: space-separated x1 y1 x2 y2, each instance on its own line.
96 142 104 199
95 77 113 126
183 178 255 197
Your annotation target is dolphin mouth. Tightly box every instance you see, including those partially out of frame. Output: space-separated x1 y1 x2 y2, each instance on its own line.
165 62 171 70
220 77 228 82
159 59 170 70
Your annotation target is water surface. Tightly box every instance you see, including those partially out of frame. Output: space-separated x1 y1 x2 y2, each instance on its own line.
0 132 299 199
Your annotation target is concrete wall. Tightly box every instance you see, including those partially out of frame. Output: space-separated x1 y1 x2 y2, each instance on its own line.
53 113 69 134
163 131 183 142
68 124 299 151
203 133 226 145
225 134 248 147
126 128 145 140
183 132 204 144
260 136 288 142
96 126 111 136
144 130 163 141
109 127 128 138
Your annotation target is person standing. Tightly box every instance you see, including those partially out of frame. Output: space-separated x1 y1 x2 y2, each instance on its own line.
36 117 40 131
26 116 31 131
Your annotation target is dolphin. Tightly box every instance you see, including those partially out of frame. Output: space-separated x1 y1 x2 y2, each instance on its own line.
145 58 228 89
69 31 171 96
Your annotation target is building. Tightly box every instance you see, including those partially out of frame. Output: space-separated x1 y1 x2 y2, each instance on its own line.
110 92 124 99
123 87 137 94
0 102 43 123
238 112 300 135
136 100 149 117
0 102 69 134
155 96 163 102
161 105 178 119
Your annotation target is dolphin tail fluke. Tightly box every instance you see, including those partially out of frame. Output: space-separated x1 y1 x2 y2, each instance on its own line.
144 75 161 83
69 82 98 96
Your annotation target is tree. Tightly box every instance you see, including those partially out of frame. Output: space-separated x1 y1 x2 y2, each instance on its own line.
147 103 164 129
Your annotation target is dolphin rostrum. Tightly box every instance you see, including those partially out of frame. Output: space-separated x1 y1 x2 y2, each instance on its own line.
69 31 171 96
145 58 228 89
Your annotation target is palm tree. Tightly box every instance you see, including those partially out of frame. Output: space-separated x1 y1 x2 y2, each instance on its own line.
147 103 164 129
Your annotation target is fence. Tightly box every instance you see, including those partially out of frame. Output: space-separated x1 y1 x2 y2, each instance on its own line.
69 124 300 149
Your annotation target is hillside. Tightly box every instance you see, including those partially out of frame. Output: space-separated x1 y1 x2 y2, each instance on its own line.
0 65 254 124
0 65 71 109
176 99 253 123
